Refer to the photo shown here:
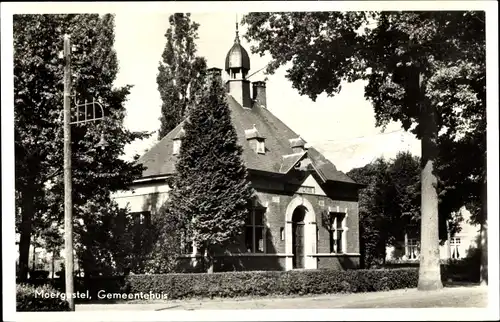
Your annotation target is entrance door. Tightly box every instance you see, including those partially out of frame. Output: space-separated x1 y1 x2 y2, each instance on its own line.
292 207 306 269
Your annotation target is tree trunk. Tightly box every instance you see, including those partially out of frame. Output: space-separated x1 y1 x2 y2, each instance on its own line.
18 187 35 282
418 71 443 291
382 245 386 266
52 249 56 279
206 247 214 274
32 242 36 271
480 218 488 286
382 232 387 266
199 246 206 272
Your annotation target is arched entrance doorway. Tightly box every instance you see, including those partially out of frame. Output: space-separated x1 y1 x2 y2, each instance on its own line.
285 196 318 270
292 206 306 269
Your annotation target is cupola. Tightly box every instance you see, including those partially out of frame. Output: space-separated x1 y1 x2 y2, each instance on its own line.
225 22 252 108
225 23 250 78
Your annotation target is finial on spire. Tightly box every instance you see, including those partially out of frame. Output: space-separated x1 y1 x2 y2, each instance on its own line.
235 14 240 44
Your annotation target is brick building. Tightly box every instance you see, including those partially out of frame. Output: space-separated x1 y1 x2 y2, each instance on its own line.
112 28 363 271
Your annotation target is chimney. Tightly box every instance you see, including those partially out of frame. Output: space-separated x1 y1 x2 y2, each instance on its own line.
252 81 267 109
206 67 222 85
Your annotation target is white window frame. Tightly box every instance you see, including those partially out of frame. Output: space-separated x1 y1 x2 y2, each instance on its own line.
256 139 265 154
450 237 461 259
245 208 266 253
329 213 347 254
406 238 419 260
173 139 181 155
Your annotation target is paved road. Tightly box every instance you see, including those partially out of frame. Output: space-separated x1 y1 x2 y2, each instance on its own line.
76 286 487 311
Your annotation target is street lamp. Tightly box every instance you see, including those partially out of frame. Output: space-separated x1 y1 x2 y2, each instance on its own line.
62 34 106 311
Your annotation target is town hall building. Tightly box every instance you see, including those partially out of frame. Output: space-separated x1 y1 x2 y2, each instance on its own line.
112 28 364 272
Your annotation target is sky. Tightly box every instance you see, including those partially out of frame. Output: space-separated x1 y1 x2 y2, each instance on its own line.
112 12 421 173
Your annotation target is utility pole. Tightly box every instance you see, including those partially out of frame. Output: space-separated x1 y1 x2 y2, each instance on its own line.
63 34 75 311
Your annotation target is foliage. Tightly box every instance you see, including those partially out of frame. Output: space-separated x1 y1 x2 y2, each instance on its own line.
144 202 185 274
387 152 421 224
29 270 50 279
14 14 150 280
40 225 63 255
436 122 486 228
125 268 418 299
157 13 207 139
347 152 466 268
242 11 484 131
74 198 147 276
16 284 70 311
347 158 392 268
162 73 254 272
39 225 63 277
20 276 127 303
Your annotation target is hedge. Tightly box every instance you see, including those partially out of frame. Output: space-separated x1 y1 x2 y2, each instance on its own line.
21 263 478 302
126 268 418 299
24 275 127 301
16 284 70 311
29 270 50 279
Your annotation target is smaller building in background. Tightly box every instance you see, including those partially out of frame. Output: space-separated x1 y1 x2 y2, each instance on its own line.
386 207 480 262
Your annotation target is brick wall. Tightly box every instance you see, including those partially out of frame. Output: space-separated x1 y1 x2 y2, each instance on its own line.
116 170 361 272
317 255 360 269
252 187 360 256
176 255 286 272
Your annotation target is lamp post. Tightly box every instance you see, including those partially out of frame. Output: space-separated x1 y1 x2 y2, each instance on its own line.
62 34 106 311
63 34 75 311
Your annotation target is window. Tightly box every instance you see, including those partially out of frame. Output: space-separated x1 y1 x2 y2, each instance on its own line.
450 237 461 259
173 139 181 155
329 213 345 253
406 238 419 260
245 208 265 253
180 230 193 255
280 227 285 241
133 211 150 227
256 139 265 154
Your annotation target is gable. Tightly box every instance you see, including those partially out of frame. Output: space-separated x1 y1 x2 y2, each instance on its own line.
296 173 327 196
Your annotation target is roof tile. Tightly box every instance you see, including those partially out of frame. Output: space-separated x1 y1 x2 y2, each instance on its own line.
137 94 356 184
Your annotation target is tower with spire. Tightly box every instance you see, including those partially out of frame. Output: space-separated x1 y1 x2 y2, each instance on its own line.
224 20 252 108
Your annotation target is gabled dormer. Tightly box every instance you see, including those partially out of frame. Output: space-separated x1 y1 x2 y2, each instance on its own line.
245 124 266 154
289 136 307 153
172 128 185 155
